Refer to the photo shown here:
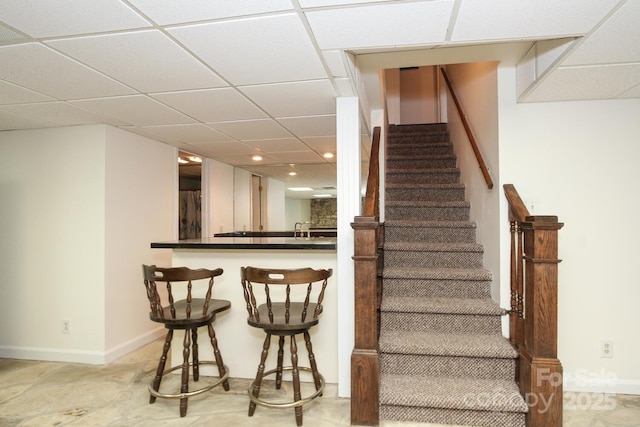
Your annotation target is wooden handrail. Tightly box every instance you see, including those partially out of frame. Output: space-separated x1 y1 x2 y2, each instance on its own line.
362 126 381 217
503 184 564 427
440 68 494 189
351 126 382 425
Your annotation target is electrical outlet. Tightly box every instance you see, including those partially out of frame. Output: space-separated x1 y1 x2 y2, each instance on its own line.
62 319 71 335
600 340 613 358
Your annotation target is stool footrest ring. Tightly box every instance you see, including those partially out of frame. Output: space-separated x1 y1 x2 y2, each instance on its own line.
248 366 325 409
149 361 229 400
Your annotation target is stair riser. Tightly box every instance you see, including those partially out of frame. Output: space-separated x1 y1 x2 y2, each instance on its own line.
382 278 491 299
385 226 476 243
380 405 525 427
387 145 454 156
387 158 457 169
386 187 465 202
385 205 470 221
380 312 502 334
387 171 460 184
380 353 516 381
388 134 451 143
389 123 448 133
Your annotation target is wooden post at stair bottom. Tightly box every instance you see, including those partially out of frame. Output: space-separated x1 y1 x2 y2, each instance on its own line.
520 216 564 427
351 216 380 425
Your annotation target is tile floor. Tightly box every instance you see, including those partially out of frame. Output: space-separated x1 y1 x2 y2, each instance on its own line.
0 339 638 426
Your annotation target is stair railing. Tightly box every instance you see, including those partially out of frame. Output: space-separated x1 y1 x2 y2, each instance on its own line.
440 68 494 189
351 126 382 425
503 184 564 427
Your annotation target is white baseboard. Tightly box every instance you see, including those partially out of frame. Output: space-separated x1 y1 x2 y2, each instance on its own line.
564 377 640 395
0 327 165 365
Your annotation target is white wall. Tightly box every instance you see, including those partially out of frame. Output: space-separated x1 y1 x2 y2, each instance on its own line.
204 158 234 235
285 198 311 228
0 124 175 364
266 177 285 231
233 167 252 232
104 126 175 362
497 65 640 394
444 62 502 301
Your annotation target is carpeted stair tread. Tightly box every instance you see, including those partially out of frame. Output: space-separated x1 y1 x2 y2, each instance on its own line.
383 267 491 281
386 182 465 190
381 296 505 316
379 330 517 359
380 375 528 414
384 241 484 253
387 167 460 174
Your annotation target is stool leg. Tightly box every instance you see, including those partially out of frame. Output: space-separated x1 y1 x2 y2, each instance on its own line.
249 333 271 416
192 328 199 382
291 335 303 426
150 329 173 404
207 322 230 391
276 335 285 389
304 331 322 393
180 329 191 417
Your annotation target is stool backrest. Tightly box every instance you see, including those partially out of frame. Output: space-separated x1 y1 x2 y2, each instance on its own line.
142 265 223 321
240 266 332 325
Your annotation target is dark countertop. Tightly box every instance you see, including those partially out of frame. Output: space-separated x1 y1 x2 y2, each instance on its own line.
151 235 336 251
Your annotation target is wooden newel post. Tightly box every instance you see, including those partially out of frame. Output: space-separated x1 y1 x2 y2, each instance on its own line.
351 215 380 425
520 215 564 427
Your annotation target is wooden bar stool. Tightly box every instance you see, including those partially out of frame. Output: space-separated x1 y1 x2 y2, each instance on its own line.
142 265 231 417
240 266 333 426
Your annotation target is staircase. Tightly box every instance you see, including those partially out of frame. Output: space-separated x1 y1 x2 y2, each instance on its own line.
379 123 528 426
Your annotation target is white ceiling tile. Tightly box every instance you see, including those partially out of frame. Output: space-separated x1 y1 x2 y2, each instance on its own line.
189 141 259 156
562 1 640 66
452 0 619 42
152 88 266 122
47 30 227 93
0 0 150 38
299 0 392 6
278 115 336 137
168 13 328 85
265 151 325 164
300 136 337 154
242 138 311 153
322 50 348 77
0 80 54 104
0 109 54 130
209 119 293 140
71 95 196 126
335 77 356 96
306 2 454 49
134 124 233 143
128 0 293 25
524 64 640 102
0 44 135 99
0 102 126 126
240 80 336 117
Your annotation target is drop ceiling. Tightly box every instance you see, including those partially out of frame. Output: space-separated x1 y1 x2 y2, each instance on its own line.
1 1 638 198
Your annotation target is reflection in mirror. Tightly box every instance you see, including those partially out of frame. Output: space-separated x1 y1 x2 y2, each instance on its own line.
178 152 202 239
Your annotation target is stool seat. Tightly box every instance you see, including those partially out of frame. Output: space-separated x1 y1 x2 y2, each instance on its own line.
241 266 332 426
142 265 230 417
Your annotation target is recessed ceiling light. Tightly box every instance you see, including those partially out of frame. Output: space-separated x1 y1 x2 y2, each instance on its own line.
178 157 188 164
252 155 263 161
289 187 313 192
188 156 202 163
313 194 332 198
323 152 334 159
288 171 297 176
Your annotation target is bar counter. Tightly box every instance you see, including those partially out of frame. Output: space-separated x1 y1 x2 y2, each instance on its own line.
150 235 336 251
150 233 338 383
